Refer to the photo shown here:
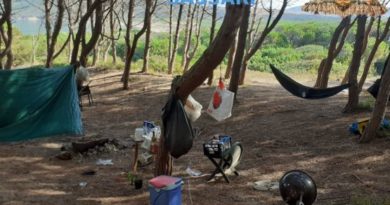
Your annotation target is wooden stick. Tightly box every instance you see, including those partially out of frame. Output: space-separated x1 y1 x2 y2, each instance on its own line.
132 143 139 173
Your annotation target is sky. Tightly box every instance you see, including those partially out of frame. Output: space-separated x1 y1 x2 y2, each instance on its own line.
272 0 309 8
291 0 309 6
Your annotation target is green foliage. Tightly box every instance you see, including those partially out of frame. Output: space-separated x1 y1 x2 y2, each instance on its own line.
8 19 389 82
248 45 327 74
149 55 168 73
97 61 125 71
269 21 337 47
150 35 170 57
358 97 375 111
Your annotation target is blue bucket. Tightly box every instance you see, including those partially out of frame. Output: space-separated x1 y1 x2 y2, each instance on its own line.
148 176 182 205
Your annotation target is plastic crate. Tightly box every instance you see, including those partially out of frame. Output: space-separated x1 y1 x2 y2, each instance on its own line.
203 135 232 158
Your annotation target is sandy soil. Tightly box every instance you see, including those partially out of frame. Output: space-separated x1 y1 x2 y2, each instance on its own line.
1 69 390 205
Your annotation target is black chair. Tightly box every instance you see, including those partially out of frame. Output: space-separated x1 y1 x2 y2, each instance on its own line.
78 81 94 107
204 137 242 183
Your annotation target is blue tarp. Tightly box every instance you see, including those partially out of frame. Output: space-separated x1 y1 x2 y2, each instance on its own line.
0 65 83 142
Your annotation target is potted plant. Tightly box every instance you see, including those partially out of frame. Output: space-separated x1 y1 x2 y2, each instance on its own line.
127 172 143 189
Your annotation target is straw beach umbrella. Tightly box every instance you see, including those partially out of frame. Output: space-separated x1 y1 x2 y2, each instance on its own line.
302 0 387 16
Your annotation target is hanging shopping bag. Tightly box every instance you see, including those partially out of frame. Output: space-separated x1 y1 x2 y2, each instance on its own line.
184 95 203 122
207 79 235 122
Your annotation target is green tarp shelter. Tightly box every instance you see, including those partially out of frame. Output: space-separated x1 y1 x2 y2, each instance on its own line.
0 65 83 142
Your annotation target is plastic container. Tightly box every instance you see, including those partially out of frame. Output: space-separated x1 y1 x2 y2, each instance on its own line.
134 179 143 189
143 121 155 134
141 124 161 150
203 135 232 158
149 176 182 205
134 128 144 141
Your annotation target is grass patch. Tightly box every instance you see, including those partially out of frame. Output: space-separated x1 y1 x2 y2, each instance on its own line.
357 97 376 111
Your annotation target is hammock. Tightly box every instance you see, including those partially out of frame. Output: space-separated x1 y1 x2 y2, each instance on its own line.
270 64 350 99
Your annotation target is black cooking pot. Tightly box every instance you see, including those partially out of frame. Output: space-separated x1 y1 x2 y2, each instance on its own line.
279 170 317 205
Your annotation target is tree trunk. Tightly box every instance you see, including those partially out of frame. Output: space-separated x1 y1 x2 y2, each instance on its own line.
342 17 374 85
155 4 244 176
247 0 259 53
31 35 37 65
2 19 12 69
167 5 183 74
70 0 103 66
93 40 101 65
92 48 98 66
45 0 65 68
103 40 112 63
341 67 350 85
109 0 117 64
315 16 351 88
111 39 117 64
92 36 102 67
167 5 173 74
68 34 73 63
142 1 153 73
238 60 248 85
343 15 367 113
315 59 326 87
44 0 53 67
229 5 250 96
240 0 288 85
225 35 238 79
5 50 12 69
122 0 152 89
358 41 381 91
362 17 375 53
207 5 217 85
0 0 12 69
79 2 103 67
358 17 390 92
181 5 193 71
183 5 203 73
360 53 390 143
122 0 135 89
142 23 151 73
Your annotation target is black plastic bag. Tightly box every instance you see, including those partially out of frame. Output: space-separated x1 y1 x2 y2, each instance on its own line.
162 95 195 159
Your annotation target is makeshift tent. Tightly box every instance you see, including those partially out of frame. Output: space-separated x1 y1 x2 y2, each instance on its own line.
270 64 350 99
0 65 83 142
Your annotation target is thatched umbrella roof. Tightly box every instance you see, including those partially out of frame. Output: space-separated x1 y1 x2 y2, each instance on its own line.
302 0 387 16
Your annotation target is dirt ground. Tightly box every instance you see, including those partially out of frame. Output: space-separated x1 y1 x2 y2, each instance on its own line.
1 69 390 205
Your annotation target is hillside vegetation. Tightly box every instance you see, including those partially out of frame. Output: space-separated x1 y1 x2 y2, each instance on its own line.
14 21 388 79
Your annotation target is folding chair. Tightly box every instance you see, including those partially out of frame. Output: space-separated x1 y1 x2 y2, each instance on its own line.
204 136 243 183
78 81 94 107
